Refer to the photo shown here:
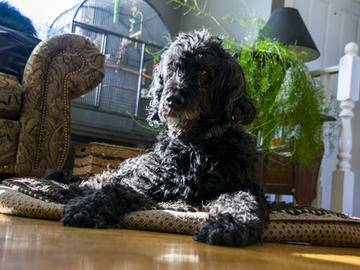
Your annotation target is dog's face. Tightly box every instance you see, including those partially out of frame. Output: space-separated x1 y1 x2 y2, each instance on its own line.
157 42 218 129
147 30 256 141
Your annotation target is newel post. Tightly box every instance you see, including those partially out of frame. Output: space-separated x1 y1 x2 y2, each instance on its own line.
331 42 360 215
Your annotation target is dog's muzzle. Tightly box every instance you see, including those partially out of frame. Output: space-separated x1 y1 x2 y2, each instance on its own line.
165 91 185 110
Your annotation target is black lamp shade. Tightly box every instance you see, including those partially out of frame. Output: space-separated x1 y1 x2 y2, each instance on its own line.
259 7 320 62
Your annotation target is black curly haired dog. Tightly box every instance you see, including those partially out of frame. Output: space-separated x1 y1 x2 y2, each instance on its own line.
60 30 269 247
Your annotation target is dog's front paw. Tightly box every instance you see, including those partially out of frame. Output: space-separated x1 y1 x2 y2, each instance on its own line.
194 214 252 247
61 203 97 228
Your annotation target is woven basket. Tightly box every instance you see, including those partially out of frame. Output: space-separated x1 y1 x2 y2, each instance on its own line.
73 142 146 175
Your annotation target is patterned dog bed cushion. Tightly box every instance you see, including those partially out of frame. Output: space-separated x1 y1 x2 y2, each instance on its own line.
0 179 359 247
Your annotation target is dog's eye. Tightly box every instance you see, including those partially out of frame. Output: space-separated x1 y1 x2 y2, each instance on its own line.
198 70 209 85
200 70 207 76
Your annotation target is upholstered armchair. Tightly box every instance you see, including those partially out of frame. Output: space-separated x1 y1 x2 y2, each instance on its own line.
0 33 104 178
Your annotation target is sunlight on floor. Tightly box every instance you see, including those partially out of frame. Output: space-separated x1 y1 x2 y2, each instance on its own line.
293 252 360 266
155 253 200 264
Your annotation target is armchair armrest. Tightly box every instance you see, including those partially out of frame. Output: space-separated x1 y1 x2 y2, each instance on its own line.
15 33 104 177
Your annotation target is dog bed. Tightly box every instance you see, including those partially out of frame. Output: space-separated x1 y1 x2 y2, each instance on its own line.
0 178 359 247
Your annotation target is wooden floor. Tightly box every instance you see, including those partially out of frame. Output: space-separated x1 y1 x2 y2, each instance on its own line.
0 214 359 270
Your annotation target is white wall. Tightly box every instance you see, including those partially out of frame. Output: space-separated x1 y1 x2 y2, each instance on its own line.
147 0 183 36
287 0 360 215
147 0 273 40
179 0 272 41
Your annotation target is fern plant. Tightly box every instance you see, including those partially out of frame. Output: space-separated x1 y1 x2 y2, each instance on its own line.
224 39 325 165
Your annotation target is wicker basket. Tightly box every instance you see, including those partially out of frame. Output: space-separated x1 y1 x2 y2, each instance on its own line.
73 142 147 176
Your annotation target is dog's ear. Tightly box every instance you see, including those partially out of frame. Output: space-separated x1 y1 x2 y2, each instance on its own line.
232 92 257 125
146 63 164 127
224 59 256 125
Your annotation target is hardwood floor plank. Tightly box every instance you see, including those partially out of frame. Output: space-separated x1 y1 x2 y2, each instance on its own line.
0 214 359 270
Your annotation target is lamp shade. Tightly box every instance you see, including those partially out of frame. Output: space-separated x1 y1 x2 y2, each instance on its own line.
259 7 320 62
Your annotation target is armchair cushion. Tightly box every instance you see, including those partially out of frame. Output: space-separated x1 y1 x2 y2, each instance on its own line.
0 73 22 119
0 119 20 174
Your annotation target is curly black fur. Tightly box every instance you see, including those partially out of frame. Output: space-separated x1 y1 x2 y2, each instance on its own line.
0 1 37 36
60 30 269 247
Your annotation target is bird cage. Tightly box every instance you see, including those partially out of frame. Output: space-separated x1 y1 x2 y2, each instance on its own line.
48 0 170 145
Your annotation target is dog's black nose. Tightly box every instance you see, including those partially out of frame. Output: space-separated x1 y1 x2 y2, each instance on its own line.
166 92 185 108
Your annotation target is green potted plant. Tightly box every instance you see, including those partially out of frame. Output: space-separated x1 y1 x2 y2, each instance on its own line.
226 38 325 165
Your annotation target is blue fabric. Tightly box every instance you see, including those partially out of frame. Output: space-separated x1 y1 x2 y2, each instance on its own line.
0 25 40 83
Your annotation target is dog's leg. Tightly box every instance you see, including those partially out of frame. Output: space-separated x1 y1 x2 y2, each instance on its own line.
61 184 154 228
194 191 269 247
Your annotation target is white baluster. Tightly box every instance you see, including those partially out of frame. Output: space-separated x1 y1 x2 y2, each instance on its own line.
337 100 354 170
320 73 331 103
312 73 331 208
331 42 360 215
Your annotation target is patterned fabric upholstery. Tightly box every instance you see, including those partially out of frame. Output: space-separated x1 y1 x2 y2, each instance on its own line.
0 34 105 177
0 73 22 119
0 120 20 174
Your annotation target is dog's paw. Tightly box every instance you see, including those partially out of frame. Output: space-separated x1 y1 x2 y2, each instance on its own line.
193 214 253 247
61 204 97 228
